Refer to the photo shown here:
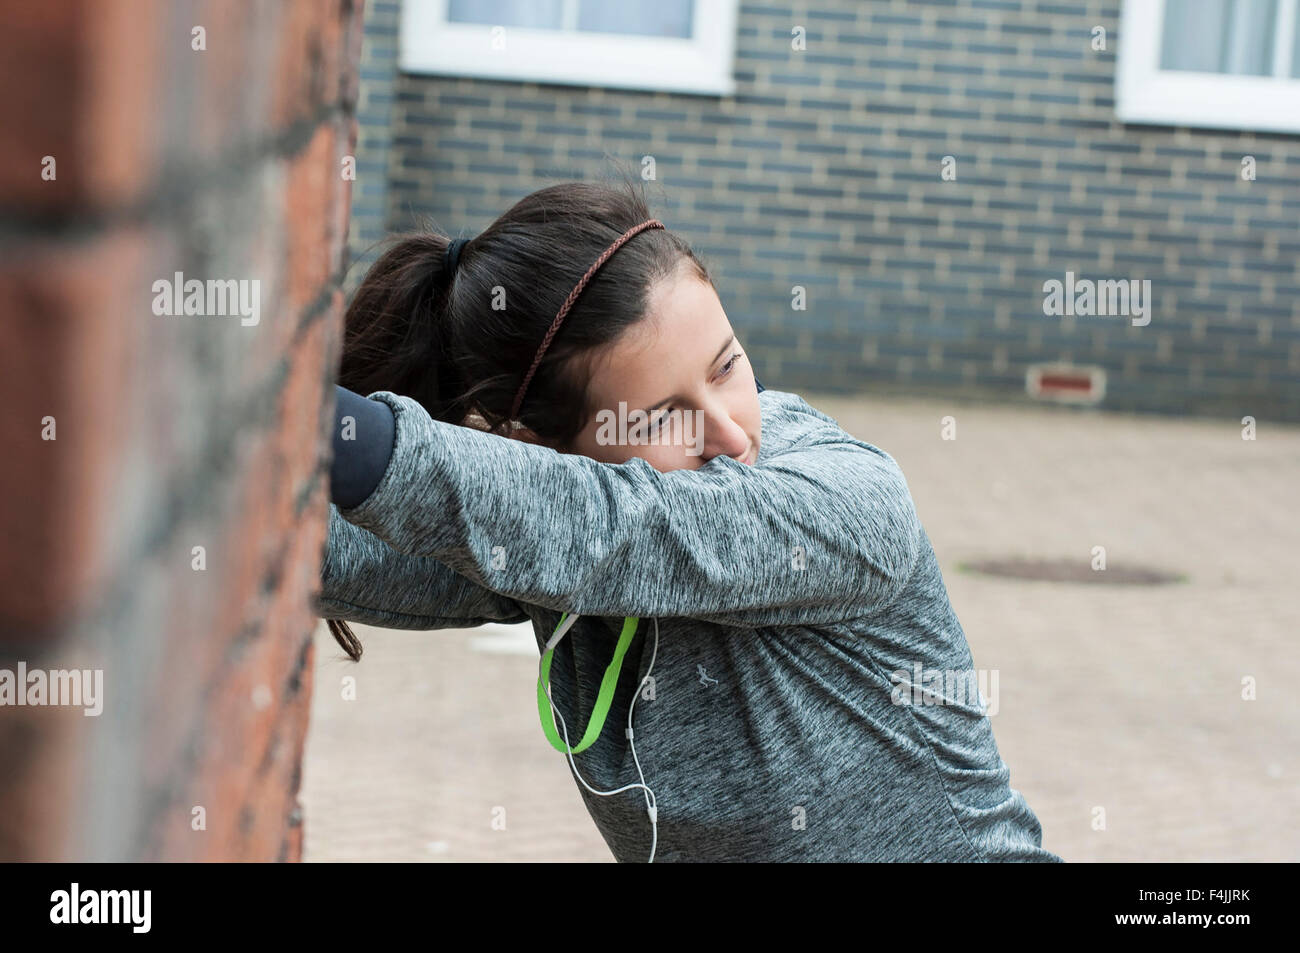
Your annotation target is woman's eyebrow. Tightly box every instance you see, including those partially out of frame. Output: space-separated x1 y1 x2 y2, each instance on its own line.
640 332 737 415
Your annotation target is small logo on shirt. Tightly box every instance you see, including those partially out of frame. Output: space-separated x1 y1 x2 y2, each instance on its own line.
696 665 718 687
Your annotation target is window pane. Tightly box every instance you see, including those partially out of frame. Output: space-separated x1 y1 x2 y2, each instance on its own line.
1160 0 1276 76
1222 0 1276 73
1293 9 1300 76
577 0 693 38
448 0 564 30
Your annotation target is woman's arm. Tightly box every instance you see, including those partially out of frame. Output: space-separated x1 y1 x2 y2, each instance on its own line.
333 388 922 629
314 504 530 630
322 385 530 630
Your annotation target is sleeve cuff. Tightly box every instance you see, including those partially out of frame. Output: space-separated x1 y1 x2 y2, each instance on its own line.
330 385 397 510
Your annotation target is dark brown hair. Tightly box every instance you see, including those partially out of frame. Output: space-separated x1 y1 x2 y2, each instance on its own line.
326 168 713 660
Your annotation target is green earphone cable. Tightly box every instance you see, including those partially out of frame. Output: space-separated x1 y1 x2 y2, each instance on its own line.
537 613 639 754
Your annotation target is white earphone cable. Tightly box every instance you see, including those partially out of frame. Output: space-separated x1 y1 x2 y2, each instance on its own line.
538 614 660 863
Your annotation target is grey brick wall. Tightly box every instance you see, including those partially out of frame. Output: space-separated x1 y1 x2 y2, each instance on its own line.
346 0 401 292
349 0 1300 422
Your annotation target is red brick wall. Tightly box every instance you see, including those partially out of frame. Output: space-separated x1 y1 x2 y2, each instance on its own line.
0 0 364 861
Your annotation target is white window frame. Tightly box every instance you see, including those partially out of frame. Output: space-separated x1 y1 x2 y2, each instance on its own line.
1116 0 1300 133
401 0 738 96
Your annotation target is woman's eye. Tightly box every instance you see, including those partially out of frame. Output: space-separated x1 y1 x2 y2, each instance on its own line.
639 354 744 439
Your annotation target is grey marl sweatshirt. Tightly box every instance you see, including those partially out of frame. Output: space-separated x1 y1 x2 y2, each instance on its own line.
313 387 1062 862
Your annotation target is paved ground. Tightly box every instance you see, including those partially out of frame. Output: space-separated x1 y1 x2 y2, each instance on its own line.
300 392 1300 862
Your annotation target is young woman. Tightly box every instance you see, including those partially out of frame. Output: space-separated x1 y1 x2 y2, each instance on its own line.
314 176 1062 863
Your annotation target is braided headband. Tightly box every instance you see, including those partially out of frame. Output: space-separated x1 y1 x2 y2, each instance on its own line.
508 218 666 423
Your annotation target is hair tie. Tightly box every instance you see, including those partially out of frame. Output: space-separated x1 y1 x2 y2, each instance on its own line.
509 219 665 423
443 237 470 275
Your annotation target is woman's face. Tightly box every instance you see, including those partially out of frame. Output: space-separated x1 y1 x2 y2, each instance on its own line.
520 262 761 473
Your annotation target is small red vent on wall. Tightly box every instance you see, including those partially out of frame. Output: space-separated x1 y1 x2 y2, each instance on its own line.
1026 363 1106 405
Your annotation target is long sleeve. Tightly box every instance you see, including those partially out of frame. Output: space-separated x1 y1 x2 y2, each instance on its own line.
329 384 396 508
313 504 529 630
336 389 923 629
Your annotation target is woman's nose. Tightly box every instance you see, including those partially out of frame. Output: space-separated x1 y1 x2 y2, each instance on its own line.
699 407 749 461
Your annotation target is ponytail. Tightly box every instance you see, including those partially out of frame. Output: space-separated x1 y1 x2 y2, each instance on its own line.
337 232 468 424
325 231 464 661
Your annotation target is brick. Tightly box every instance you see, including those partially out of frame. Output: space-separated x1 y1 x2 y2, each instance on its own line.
0 686 87 861
0 230 142 638
283 120 340 320
271 0 347 130
0 0 166 216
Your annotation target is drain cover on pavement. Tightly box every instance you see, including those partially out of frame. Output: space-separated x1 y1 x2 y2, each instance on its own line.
958 557 1184 585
